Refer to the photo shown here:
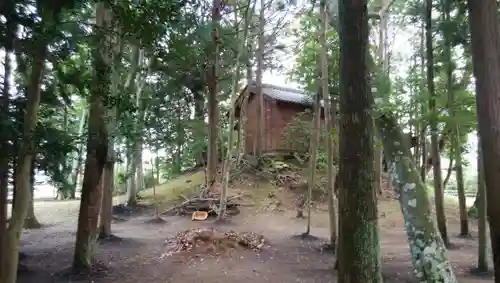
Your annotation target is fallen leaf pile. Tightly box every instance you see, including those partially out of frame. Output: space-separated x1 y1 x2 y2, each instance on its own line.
163 228 266 257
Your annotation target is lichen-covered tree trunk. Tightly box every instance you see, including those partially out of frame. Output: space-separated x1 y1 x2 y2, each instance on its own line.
72 1 110 271
3 30 46 283
468 0 500 279
337 0 381 281
319 0 337 247
426 0 449 247
376 114 457 282
476 141 488 272
207 0 220 187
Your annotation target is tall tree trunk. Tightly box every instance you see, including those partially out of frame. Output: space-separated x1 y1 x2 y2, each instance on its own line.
256 0 265 156
337 0 381 281
207 0 220 187
426 0 449 247
468 0 500 280
69 108 87 198
419 18 427 183
98 27 122 238
476 141 488 272
24 157 41 229
127 51 151 204
376 114 458 282
3 30 46 283
135 140 144 191
99 157 114 238
441 0 468 237
175 106 183 174
219 0 249 219
72 1 110 271
304 91 320 235
442 156 453 188
320 0 337 248
0 4 14 277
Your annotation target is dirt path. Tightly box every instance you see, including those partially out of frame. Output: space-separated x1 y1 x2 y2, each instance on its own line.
16 200 494 283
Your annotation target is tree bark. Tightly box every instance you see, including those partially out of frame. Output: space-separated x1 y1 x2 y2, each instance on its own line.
320 0 337 248
426 0 449 247
99 158 113 238
0 3 15 277
72 1 110 271
337 0 381 281
476 140 488 272
256 0 265 156
468 0 500 280
3 30 46 283
219 0 249 219
69 108 87 199
375 114 457 282
207 0 220 187
304 91 321 235
24 157 41 229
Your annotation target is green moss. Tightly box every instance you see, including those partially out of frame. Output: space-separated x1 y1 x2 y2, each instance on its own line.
139 170 205 209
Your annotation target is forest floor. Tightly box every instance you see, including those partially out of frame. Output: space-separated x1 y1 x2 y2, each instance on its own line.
15 169 494 283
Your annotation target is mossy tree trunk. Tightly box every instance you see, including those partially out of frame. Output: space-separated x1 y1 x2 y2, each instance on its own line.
376 114 457 282
72 1 110 271
468 0 500 279
337 0 381 281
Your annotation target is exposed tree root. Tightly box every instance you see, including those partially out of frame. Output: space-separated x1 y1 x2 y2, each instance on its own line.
23 217 43 229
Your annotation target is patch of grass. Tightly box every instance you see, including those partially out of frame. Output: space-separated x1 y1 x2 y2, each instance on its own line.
139 170 206 210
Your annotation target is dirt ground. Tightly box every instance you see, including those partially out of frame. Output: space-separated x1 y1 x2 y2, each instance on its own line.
15 194 494 283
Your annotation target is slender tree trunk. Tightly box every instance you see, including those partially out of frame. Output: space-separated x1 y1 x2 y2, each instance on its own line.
468 0 500 280
419 18 427 183
0 4 14 277
135 140 144 191
441 0 468 237
219 0 249 219
304 91 321 235
426 0 450 247
442 156 453 188
476 141 488 272
337 0 381 281
320 0 337 248
256 0 265 156
3 31 46 283
207 0 220 187
70 108 88 198
73 1 110 271
24 157 41 229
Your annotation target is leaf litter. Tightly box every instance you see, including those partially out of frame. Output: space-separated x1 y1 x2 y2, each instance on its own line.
161 228 267 258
